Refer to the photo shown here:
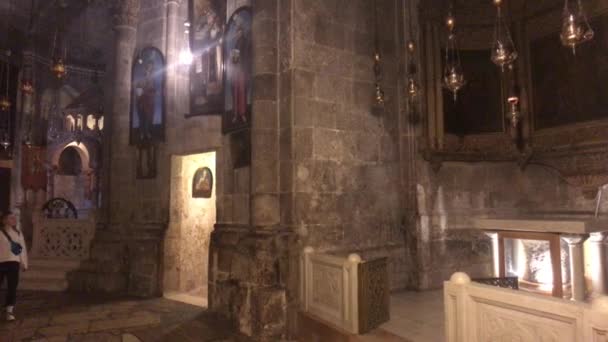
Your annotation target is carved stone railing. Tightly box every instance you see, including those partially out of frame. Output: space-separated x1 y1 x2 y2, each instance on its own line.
31 213 96 259
299 247 390 335
445 272 608 342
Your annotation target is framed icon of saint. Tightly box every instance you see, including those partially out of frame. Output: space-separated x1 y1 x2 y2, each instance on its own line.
192 167 213 198
187 0 226 117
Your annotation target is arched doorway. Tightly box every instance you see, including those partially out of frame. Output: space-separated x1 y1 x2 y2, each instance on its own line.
50 142 96 217
163 151 217 307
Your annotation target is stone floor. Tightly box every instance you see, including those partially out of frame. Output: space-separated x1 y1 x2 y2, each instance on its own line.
0 290 446 342
380 290 445 342
0 291 241 342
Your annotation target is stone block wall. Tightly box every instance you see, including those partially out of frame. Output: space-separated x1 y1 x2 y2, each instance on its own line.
411 160 597 289
285 0 413 291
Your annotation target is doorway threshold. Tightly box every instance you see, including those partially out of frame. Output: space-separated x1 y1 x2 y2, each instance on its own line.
164 291 208 308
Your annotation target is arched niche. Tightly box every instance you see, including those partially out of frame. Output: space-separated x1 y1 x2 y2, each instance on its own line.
57 146 83 176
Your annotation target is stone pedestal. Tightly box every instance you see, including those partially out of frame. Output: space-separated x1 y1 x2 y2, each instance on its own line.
209 226 295 341
562 234 589 301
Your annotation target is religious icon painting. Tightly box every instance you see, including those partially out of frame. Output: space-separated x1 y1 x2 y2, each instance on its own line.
130 47 166 146
223 7 252 133
187 0 226 117
192 167 213 198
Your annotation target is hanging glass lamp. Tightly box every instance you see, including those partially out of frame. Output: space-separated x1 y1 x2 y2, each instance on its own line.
491 0 517 70
0 129 9 150
51 58 67 79
442 13 465 101
406 40 420 100
20 79 34 95
560 0 594 54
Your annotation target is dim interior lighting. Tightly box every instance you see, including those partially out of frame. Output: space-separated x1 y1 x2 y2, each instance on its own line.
179 49 193 65
184 21 191 27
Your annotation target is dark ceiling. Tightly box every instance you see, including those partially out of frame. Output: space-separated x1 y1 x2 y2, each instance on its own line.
0 0 112 68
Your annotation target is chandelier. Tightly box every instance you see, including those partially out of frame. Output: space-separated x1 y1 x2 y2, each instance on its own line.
491 0 517 70
442 11 465 101
560 0 594 54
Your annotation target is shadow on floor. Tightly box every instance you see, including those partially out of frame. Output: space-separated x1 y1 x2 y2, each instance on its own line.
0 291 243 342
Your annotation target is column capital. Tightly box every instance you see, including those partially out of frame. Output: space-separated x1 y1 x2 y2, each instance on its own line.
562 234 589 246
111 0 141 28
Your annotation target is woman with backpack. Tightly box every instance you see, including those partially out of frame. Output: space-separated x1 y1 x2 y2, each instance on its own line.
0 210 28 321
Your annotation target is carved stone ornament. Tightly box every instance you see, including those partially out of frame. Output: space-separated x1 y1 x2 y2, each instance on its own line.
112 0 141 28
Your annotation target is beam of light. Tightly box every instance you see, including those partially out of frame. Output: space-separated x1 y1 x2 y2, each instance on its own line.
178 49 193 66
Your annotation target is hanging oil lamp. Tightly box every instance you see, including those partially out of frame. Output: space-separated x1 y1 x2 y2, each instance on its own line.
491 0 517 70
0 97 10 112
51 58 67 79
374 52 385 106
505 64 521 128
20 80 34 94
560 0 594 55
372 0 385 108
442 12 465 101
406 41 420 100
0 130 9 150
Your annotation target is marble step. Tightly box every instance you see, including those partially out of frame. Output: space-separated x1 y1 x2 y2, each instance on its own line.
17 258 83 291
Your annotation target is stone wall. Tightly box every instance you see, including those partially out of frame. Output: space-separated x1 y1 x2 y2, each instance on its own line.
285 0 413 291
164 152 216 297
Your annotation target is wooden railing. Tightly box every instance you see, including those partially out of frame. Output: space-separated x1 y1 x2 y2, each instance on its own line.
299 247 389 334
444 272 608 342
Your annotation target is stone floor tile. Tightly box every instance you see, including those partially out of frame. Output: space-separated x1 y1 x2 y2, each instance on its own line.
52 310 110 325
121 334 142 342
88 313 160 333
38 322 90 337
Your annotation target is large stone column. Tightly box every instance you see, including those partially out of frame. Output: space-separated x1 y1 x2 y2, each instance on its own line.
165 0 180 119
563 235 589 301
10 51 34 210
103 0 141 224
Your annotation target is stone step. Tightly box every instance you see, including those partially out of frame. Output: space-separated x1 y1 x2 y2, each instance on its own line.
19 277 68 291
28 258 82 271
21 268 68 281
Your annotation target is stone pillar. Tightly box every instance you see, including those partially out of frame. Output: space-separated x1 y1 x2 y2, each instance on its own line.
103 0 141 223
165 0 180 119
562 235 589 301
484 232 500 277
10 50 35 210
589 232 608 296
47 167 56 200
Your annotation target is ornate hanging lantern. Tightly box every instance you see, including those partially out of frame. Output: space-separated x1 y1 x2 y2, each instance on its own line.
560 0 594 54
442 11 465 101
20 79 34 94
491 0 517 70
372 0 385 108
0 97 10 112
0 130 9 150
506 65 521 128
406 40 420 100
50 2 69 80
50 58 67 79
